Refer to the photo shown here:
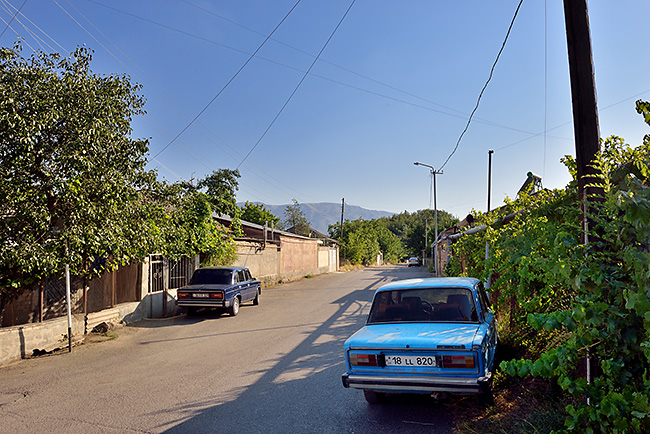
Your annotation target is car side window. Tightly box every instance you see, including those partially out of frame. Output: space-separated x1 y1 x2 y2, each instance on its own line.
476 283 491 318
244 269 252 281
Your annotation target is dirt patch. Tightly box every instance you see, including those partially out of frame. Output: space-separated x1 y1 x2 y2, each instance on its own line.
451 377 569 434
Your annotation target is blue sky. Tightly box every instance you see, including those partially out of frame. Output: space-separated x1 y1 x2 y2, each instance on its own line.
2 0 649 218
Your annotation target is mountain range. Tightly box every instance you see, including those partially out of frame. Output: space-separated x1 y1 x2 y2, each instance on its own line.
241 202 395 235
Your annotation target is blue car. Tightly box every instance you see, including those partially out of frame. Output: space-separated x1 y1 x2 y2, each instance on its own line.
176 267 261 316
342 277 497 403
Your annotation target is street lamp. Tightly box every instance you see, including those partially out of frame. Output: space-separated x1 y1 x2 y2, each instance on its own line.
414 162 443 275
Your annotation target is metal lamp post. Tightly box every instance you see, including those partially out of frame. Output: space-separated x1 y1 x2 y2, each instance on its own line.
414 162 443 275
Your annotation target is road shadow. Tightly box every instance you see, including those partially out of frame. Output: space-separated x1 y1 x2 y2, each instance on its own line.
154 267 455 434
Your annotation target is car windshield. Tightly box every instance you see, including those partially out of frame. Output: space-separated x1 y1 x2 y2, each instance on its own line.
367 287 478 323
190 269 232 285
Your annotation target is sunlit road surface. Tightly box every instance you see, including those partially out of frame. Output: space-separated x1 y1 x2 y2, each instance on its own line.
0 265 457 434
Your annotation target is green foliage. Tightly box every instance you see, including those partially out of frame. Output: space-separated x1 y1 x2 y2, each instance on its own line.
331 218 405 265
196 169 240 217
0 43 152 294
328 207 457 266
239 201 280 227
280 199 310 237
382 208 458 258
0 44 237 301
448 108 650 433
144 180 236 266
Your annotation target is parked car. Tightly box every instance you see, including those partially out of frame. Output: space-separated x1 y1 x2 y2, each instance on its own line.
407 257 420 267
341 277 497 403
176 266 261 316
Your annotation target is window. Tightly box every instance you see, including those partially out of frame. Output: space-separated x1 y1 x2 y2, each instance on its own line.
368 287 478 323
190 269 232 285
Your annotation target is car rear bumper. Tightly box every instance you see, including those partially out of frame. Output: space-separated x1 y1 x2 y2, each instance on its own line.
176 300 229 308
341 372 492 394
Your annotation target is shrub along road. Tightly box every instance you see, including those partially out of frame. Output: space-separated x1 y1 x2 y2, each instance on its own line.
0 265 457 434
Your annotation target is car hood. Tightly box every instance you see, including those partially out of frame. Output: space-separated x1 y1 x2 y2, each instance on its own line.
345 322 482 350
178 284 230 291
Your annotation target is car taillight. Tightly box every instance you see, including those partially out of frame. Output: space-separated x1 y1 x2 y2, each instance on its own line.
178 292 190 299
350 354 379 366
442 355 475 369
210 292 223 299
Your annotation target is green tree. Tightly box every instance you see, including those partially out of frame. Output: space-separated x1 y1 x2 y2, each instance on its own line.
239 201 280 227
447 104 650 432
0 44 154 298
331 218 404 265
381 209 458 258
280 199 310 236
0 44 238 307
196 169 240 217
146 180 236 266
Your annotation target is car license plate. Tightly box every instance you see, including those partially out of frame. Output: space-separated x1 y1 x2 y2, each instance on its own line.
193 293 209 298
385 355 436 367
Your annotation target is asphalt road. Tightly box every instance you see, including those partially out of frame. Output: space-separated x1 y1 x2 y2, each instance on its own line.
0 265 459 434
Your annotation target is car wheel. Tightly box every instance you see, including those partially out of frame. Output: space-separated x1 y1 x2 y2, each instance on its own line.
478 381 495 406
229 297 240 316
186 307 198 316
253 290 260 306
363 390 385 404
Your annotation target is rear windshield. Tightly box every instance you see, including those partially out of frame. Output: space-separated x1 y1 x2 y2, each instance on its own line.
190 269 232 285
367 287 478 324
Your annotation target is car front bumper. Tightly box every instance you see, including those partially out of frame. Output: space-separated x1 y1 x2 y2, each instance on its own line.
341 372 492 394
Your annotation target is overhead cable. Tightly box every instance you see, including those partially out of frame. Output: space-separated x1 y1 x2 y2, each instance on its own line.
0 0 27 38
438 0 524 171
86 0 556 140
57 0 315 204
237 0 357 168
148 0 303 163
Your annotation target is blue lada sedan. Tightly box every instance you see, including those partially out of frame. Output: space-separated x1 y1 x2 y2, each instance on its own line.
342 277 497 403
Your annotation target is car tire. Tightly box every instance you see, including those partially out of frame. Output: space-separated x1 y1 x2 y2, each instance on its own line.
229 297 240 316
363 390 385 404
253 290 260 306
186 307 198 316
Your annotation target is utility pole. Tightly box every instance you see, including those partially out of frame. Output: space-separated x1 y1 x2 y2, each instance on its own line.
414 162 443 275
563 0 601 405
487 150 494 213
424 219 428 267
339 198 345 240
485 150 494 289
563 0 602 243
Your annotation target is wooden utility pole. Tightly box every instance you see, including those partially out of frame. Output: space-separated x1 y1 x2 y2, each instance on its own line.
339 198 345 239
563 0 602 242
563 0 602 404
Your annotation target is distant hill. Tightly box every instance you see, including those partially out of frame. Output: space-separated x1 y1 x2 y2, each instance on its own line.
239 202 394 234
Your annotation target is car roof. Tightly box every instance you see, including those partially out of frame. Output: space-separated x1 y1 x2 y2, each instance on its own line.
195 266 246 272
377 277 480 292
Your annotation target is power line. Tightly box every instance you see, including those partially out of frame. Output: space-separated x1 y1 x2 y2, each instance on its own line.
0 0 27 38
494 88 650 152
50 0 326 207
85 0 552 140
439 0 524 171
237 0 357 168
148 0 303 163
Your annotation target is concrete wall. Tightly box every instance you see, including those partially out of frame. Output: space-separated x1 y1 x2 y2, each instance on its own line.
0 314 85 365
279 235 320 281
231 241 281 286
0 238 338 367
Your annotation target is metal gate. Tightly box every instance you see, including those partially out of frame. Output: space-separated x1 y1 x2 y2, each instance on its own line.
148 255 164 293
148 255 191 293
